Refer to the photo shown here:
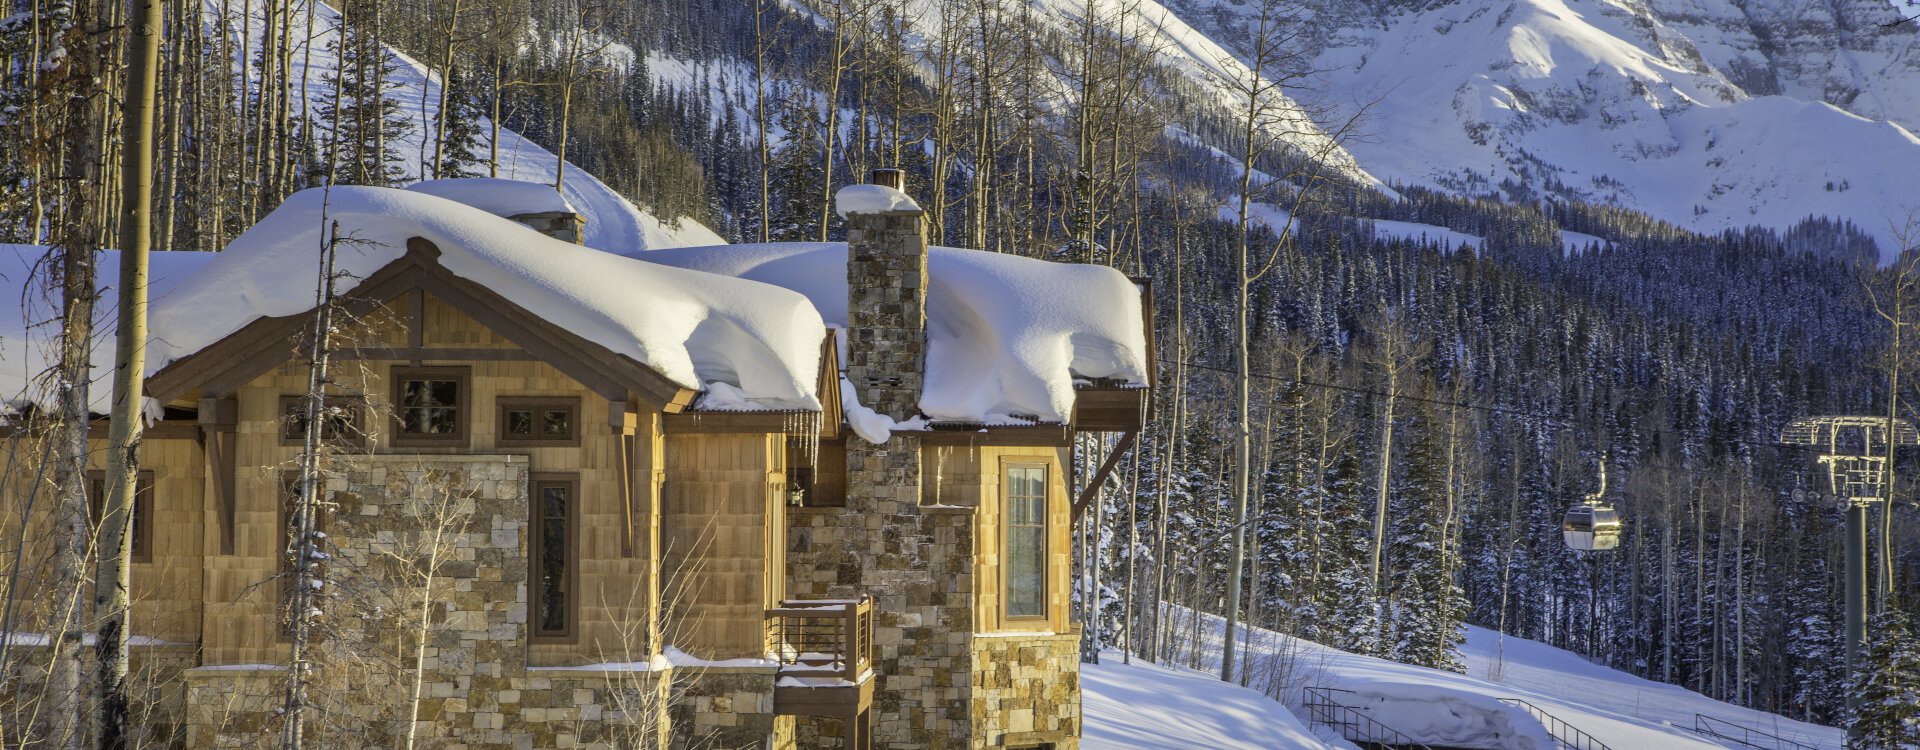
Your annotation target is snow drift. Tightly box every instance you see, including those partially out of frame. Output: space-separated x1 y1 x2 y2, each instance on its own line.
145 186 825 409
0 247 217 413
637 242 1151 425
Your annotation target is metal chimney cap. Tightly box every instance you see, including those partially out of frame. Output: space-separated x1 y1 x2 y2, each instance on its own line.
869 169 905 191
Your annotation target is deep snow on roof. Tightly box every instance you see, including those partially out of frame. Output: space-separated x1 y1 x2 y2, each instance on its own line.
405 177 577 218
146 187 824 409
635 242 1151 424
0 246 218 413
0 189 1145 425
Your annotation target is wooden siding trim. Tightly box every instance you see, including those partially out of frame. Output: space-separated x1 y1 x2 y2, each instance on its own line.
917 426 1072 446
664 411 821 434
337 347 536 362
817 329 842 440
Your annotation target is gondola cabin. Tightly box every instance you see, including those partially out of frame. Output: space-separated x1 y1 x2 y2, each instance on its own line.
1562 504 1622 551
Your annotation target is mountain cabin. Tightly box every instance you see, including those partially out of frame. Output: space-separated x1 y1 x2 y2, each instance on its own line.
0 171 1153 750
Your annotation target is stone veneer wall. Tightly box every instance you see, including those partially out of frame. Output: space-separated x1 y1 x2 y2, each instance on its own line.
180 455 679 749
784 202 981 748
671 668 794 750
970 633 1080 749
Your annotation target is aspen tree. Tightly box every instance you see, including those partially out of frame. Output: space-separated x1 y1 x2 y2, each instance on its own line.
93 0 165 744
38 0 111 743
1207 0 1365 682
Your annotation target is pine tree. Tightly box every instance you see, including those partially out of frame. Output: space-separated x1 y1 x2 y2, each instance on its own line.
1325 449 1382 656
436 65 488 179
1849 608 1920 749
317 0 414 186
1384 396 1467 672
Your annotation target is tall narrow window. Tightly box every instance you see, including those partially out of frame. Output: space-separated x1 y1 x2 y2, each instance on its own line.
88 471 155 564
1004 464 1048 620
530 475 577 639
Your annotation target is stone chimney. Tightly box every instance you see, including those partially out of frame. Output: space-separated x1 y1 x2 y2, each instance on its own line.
844 168 927 421
506 210 586 244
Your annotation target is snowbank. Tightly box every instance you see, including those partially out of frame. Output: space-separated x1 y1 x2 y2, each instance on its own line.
1083 649 1336 750
636 242 1150 424
0 246 217 413
404 177 576 217
1157 605 1842 750
146 187 824 409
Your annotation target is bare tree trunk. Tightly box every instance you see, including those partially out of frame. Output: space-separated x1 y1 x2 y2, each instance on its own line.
44 2 112 743
93 0 165 744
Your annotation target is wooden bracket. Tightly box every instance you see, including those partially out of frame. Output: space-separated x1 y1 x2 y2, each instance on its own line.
1071 430 1136 523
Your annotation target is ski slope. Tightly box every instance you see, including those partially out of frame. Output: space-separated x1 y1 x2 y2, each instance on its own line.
1089 609 1843 749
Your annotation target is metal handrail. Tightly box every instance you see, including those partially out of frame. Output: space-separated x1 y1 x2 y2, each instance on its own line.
1497 698 1614 750
1693 714 1822 750
1301 687 1437 750
766 596 873 684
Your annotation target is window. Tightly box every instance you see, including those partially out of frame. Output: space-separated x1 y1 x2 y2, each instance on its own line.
530 474 577 640
391 367 469 446
787 438 846 507
1004 464 1048 620
279 395 365 446
87 471 155 563
497 397 580 447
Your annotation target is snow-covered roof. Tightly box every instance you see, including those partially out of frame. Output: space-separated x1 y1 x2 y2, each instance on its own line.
405 177 577 217
834 184 920 217
0 187 1147 426
144 187 824 410
0 246 218 413
635 242 1151 424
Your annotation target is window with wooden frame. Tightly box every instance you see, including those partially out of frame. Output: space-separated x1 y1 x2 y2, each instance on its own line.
530 474 579 641
390 366 469 447
1003 463 1049 621
87 471 155 564
496 397 580 447
279 395 366 447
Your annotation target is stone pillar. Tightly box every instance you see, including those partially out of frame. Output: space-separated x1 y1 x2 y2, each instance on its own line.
793 171 975 748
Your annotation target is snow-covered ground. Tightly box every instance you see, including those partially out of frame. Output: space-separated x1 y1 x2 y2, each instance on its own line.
1085 650 1336 750
1089 609 1843 749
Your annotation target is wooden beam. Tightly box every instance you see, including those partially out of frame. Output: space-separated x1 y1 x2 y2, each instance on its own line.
335 347 535 362
199 396 238 555
1071 430 1137 523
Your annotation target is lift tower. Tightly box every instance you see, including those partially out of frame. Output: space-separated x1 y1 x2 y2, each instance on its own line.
1780 415 1917 736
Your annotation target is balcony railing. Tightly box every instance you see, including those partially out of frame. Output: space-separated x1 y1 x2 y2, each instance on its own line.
767 596 873 686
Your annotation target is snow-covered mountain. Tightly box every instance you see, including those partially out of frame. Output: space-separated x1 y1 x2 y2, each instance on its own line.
1137 0 1920 251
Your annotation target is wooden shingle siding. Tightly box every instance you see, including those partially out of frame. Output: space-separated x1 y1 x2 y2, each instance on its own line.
661 432 784 660
196 296 663 667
